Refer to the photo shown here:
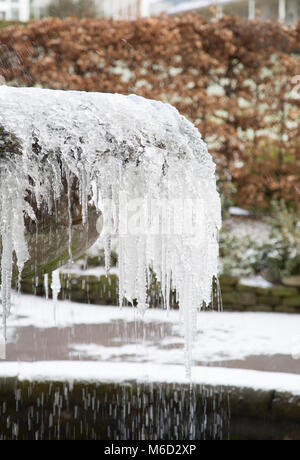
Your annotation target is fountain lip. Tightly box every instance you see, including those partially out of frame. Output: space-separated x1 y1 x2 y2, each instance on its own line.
0 124 22 159
0 85 215 171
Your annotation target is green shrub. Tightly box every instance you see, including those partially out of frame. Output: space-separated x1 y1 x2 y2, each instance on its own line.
259 201 300 282
219 201 300 281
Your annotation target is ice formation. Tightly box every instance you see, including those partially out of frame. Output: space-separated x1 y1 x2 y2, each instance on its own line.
0 86 221 376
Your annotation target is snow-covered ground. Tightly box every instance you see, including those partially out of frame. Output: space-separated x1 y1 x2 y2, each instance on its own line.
0 293 299 394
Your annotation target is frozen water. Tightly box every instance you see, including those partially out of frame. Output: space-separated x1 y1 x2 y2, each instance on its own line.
51 269 61 304
0 86 221 376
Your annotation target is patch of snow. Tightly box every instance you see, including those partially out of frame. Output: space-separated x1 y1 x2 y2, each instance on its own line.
229 206 250 217
0 361 299 395
239 276 274 289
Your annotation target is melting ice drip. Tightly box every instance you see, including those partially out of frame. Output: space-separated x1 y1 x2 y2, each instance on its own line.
0 86 221 376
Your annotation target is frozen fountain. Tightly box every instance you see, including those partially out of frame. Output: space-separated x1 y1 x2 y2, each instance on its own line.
0 86 221 376
0 87 299 441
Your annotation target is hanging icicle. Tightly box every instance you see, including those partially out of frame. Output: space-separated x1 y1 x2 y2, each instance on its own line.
0 86 221 376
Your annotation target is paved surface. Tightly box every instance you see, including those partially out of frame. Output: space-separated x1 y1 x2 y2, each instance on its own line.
1 294 300 376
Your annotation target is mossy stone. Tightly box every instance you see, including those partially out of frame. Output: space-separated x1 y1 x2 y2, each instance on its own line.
272 286 299 297
0 125 101 281
282 296 300 307
221 292 240 304
274 305 299 313
219 275 240 286
256 295 281 306
236 292 256 306
282 276 300 288
236 283 257 293
245 305 273 312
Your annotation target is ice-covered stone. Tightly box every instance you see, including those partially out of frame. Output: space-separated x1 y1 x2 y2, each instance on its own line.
0 86 221 375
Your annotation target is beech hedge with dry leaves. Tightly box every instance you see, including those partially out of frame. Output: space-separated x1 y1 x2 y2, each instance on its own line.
1 14 300 210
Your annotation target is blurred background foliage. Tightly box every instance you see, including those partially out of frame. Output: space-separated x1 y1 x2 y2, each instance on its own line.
1 13 300 280
0 14 300 211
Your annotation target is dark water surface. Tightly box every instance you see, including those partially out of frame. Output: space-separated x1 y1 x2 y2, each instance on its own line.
0 379 299 440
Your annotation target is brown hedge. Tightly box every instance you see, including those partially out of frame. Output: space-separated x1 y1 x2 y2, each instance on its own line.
1 14 300 210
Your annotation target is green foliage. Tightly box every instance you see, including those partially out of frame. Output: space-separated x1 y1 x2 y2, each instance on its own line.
259 201 300 282
0 21 27 29
84 249 118 268
219 230 262 276
1 15 300 210
219 201 300 281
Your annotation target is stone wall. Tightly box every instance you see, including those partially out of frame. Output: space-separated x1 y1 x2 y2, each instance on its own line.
220 275 300 313
20 271 300 313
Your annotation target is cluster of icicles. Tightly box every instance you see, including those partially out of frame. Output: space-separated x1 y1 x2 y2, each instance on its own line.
0 86 221 377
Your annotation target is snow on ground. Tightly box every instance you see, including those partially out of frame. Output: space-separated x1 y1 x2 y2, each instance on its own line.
5 293 300 362
0 293 299 393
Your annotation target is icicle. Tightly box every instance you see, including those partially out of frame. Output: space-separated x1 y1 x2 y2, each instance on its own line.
0 208 12 340
0 167 29 339
44 274 49 300
66 171 73 263
0 86 221 376
51 269 61 304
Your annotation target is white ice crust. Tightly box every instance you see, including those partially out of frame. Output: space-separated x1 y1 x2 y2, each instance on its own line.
0 86 221 375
